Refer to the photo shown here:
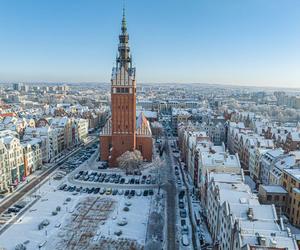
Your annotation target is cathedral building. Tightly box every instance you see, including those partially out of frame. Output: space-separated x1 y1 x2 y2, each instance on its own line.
100 10 153 167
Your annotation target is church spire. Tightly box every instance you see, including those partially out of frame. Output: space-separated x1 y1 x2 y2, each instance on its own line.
117 5 132 70
121 7 127 34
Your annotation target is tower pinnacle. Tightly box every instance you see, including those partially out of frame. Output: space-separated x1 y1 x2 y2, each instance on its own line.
121 7 127 33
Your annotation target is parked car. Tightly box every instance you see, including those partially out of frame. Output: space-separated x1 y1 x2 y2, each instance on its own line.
8 207 21 213
180 209 187 218
94 187 100 194
181 234 190 246
106 188 112 195
181 225 189 235
59 184 67 190
179 201 184 209
181 219 186 226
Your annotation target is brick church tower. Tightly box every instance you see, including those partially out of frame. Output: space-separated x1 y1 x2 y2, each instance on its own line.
110 9 136 165
100 9 152 167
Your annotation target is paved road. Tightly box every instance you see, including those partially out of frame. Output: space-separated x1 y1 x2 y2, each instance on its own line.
176 156 198 250
162 136 179 250
0 138 97 215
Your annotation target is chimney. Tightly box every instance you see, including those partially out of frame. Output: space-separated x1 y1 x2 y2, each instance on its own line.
247 207 254 221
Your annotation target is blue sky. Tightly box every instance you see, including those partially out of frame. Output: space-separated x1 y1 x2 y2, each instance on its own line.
0 0 299 88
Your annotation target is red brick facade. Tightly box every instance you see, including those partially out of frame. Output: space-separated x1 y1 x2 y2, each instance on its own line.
99 10 152 167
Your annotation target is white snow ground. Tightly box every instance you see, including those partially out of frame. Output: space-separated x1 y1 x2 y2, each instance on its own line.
0 176 151 250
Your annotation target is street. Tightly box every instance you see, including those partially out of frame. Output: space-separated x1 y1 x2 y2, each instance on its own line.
0 137 97 217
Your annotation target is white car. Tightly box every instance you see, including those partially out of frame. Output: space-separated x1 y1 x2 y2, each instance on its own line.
182 234 190 246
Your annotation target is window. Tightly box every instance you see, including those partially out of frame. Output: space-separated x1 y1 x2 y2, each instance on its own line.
267 195 272 201
275 195 279 201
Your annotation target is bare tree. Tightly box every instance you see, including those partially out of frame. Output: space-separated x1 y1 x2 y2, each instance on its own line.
117 150 143 174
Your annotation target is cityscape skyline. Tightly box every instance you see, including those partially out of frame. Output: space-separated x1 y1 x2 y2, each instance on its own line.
0 0 299 88
0 4 300 250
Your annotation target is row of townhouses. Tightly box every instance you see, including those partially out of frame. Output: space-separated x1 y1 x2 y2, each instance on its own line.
0 115 89 193
177 121 299 249
226 112 300 230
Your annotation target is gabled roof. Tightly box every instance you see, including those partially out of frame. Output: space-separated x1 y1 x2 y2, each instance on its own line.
136 112 152 136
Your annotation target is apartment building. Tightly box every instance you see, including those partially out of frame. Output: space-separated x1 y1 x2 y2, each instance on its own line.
258 185 288 216
282 168 300 227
